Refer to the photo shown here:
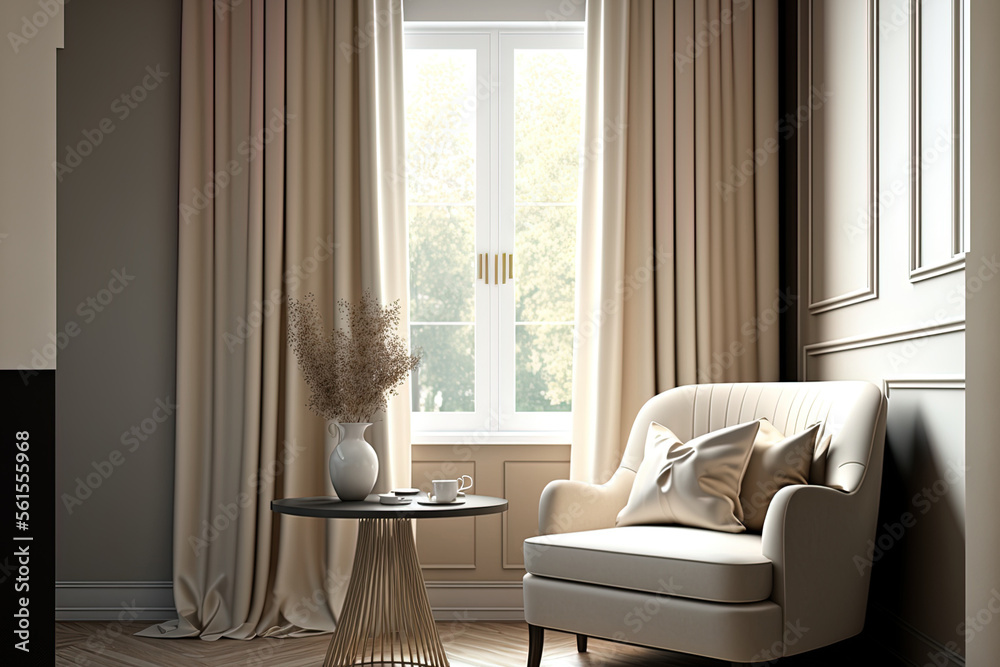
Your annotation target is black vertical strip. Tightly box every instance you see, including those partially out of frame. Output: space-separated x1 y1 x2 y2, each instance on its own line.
777 0 799 381
1 369 56 664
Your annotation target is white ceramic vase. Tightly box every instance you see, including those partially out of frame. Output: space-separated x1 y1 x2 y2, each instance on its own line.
328 422 379 501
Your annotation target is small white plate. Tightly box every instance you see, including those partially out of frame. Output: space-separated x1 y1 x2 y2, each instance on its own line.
379 493 412 505
417 498 466 506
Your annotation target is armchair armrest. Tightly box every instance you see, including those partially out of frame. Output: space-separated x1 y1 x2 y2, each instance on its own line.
761 484 876 656
538 468 636 535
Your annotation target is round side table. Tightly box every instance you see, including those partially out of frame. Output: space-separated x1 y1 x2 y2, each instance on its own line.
271 494 508 667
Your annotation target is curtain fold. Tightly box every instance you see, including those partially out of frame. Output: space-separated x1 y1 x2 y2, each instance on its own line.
139 0 410 640
571 0 779 483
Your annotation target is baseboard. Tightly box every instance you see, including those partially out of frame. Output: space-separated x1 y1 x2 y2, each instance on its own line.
55 579 526 623
869 605 965 667
431 608 525 621
56 581 175 621
426 581 525 621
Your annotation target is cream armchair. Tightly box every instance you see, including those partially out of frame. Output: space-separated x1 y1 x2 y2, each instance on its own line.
523 382 887 665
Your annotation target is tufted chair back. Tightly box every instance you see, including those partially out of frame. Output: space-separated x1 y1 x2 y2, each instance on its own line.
618 381 887 495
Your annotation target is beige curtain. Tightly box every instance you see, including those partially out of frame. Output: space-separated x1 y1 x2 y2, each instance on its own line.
572 0 779 483
138 0 410 640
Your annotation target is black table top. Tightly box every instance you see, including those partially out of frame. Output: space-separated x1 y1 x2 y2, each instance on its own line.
271 494 508 519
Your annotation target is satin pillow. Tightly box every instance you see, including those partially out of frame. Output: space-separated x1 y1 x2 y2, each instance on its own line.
616 420 760 533
738 419 820 532
811 433 833 486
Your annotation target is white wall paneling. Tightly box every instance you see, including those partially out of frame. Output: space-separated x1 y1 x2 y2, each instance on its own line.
796 0 967 658
807 0 879 314
802 319 964 379
874 379 966 665
909 0 966 282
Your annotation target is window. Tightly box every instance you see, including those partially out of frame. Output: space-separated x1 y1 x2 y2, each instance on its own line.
404 24 585 439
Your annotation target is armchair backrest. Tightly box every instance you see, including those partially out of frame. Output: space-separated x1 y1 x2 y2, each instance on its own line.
618 382 886 494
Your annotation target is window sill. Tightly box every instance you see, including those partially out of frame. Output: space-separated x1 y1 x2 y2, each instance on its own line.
411 431 571 446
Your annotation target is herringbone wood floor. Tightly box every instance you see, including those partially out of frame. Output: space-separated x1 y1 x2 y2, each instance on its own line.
55 621 902 666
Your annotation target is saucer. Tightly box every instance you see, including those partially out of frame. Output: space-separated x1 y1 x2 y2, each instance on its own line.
379 493 412 505
392 488 420 496
417 498 466 506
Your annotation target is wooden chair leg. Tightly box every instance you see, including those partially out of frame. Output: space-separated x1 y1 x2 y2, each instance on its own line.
576 634 588 653
527 624 544 667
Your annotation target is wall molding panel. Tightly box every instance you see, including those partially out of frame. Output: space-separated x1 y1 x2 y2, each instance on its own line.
802 318 964 378
414 459 478 570
501 460 570 569
883 377 965 397
56 581 174 622
806 0 880 314
909 0 966 283
426 580 524 621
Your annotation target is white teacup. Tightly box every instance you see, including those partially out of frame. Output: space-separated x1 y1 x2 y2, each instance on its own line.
429 479 459 504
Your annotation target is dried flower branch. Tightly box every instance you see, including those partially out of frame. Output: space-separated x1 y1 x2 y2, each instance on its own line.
287 291 421 423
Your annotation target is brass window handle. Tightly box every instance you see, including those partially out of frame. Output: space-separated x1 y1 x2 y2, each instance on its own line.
478 252 513 284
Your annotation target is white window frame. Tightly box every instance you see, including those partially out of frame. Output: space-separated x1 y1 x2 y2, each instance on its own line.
405 22 584 444
405 32 492 435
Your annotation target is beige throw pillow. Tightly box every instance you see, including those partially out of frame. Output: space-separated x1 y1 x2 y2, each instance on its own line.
616 420 760 533
738 419 820 532
810 432 833 486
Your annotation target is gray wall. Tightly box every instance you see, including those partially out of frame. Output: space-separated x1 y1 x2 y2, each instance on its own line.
796 1 966 664
55 0 181 608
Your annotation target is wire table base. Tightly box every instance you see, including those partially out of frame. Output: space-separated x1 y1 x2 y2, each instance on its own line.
325 517 449 667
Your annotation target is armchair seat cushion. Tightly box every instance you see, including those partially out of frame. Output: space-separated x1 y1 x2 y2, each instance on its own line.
523 525 772 604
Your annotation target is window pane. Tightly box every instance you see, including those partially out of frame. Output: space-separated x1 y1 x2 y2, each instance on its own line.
409 205 475 323
513 48 582 415
410 324 475 413
515 324 573 412
514 50 585 203
514 205 576 323
405 46 479 419
404 50 477 205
